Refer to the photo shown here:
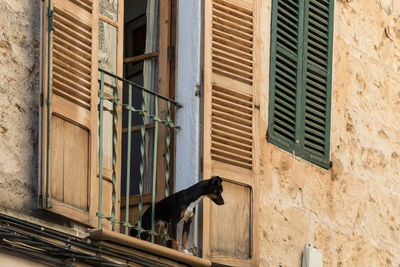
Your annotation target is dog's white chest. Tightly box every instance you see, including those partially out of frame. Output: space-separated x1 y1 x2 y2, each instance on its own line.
180 196 204 223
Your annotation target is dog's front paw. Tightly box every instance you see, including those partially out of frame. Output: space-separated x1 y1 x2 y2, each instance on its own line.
182 249 193 255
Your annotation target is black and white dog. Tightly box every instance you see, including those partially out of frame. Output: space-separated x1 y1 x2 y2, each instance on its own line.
130 176 224 253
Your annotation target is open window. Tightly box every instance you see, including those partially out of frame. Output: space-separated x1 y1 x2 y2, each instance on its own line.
40 0 176 232
120 0 175 235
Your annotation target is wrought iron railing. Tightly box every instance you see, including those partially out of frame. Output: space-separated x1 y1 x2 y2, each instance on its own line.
97 68 181 243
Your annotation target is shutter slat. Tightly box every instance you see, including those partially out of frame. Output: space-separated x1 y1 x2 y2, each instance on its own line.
277 5 298 23
306 88 326 105
213 1 253 22
309 1 329 20
212 126 252 144
212 49 253 69
311 0 329 12
279 1 299 16
274 106 296 126
212 134 253 151
304 140 324 155
213 28 253 49
274 124 295 140
275 86 296 105
305 118 325 132
212 117 252 136
305 125 325 139
211 141 253 158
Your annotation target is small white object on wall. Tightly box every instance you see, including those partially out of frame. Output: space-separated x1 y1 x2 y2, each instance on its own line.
301 243 323 267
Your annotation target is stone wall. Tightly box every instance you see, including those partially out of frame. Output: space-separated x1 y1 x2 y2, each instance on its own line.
0 0 40 213
259 0 400 266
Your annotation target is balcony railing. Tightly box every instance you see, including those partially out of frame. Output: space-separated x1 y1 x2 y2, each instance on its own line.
97 68 181 243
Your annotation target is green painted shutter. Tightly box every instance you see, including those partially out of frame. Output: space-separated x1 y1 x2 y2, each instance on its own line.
268 0 334 169
300 0 334 168
267 0 303 152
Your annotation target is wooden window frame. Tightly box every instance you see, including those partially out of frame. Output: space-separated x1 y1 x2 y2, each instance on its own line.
267 0 335 169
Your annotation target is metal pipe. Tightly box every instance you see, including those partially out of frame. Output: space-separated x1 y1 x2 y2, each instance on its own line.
45 0 53 209
124 84 133 235
97 71 105 229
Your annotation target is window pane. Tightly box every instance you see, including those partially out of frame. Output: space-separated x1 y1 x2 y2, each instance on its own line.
100 0 118 21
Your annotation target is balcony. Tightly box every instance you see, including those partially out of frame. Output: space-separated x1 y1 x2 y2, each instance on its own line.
88 69 212 266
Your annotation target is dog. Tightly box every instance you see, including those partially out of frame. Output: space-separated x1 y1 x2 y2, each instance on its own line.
130 176 224 253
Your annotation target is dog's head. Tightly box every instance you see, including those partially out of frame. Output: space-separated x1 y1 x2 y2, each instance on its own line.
207 176 224 205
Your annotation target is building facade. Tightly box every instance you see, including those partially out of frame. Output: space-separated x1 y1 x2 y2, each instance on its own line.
0 0 399 266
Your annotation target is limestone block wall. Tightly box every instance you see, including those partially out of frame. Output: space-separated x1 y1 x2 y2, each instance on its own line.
259 0 400 266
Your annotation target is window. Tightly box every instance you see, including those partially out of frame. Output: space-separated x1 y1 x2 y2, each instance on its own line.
40 0 175 229
267 0 334 169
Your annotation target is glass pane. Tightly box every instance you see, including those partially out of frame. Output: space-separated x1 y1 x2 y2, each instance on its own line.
100 0 118 21
124 0 159 80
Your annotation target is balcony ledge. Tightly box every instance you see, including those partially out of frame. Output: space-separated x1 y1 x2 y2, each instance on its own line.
90 228 212 267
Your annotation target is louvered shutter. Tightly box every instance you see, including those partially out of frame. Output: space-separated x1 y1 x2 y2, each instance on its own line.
203 0 260 265
268 0 301 153
41 0 99 226
267 0 333 169
300 0 334 168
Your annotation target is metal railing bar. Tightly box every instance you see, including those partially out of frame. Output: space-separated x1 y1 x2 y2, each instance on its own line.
97 71 105 229
124 84 133 235
165 101 171 198
99 68 182 107
162 102 172 244
111 77 118 231
150 96 159 243
137 89 146 238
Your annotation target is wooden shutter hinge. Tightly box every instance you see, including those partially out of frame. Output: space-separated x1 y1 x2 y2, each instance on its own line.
168 46 175 61
47 8 54 31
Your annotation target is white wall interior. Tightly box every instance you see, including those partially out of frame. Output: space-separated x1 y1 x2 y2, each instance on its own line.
175 0 203 255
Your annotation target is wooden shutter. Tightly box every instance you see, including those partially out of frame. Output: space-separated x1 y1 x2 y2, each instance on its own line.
41 0 99 226
301 0 334 168
203 0 260 265
267 0 334 169
267 0 302 153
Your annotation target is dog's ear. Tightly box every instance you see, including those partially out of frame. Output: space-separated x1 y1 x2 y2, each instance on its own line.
211 176 222 185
